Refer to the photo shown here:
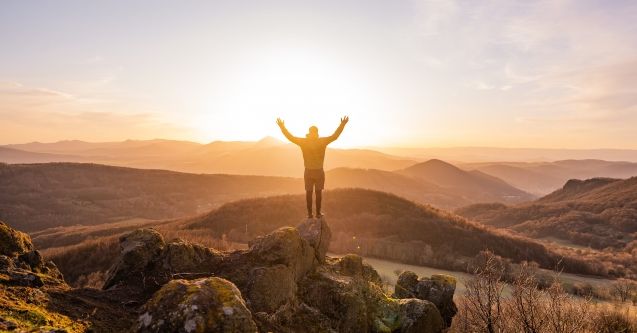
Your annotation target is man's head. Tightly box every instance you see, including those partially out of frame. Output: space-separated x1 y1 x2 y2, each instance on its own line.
307 126 319 139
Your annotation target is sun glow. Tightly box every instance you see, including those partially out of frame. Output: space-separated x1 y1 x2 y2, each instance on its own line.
195 48 389 147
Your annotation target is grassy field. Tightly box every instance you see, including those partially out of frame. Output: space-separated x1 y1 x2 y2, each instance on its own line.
350 254 617 299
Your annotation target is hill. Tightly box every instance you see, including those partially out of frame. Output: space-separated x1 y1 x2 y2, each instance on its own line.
398 159 535 203
462 159 637 195
456 177 637 250
2 138 416 176
0 147 84 163
184 188 591 275
325 167 477 208
0 162 534 235
0 163 302 232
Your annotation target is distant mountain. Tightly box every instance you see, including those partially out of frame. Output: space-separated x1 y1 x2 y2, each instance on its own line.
325 167 471 208
456 177 637 250
176 145 415 177
372 146 637 163
2 138 416 176
398 159 535 203
462 159 637 195
0 147 84 163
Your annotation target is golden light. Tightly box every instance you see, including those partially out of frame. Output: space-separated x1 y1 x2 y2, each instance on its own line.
195 47 389 146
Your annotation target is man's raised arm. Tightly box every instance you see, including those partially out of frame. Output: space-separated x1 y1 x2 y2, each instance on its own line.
327 116 349 143
276 118 302 145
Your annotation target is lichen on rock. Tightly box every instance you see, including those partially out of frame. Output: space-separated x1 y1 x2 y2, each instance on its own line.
134 277 258 333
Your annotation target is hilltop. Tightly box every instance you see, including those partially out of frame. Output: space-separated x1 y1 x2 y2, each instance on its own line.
0 218 458 332
398 159 535 203
456 177 637 250
184 189 588 275
31 188 609 289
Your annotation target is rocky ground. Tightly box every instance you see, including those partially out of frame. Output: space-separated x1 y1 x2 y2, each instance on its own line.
0 218 457 332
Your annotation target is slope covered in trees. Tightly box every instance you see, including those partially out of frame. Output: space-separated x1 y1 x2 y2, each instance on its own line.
456 177 637 250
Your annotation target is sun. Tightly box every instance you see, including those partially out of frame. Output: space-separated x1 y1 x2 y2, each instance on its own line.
194 47 387 147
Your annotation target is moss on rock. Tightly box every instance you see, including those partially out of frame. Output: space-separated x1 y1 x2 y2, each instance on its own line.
0 221 33 257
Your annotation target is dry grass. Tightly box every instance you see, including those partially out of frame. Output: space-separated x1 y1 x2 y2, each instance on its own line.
450 251 637 333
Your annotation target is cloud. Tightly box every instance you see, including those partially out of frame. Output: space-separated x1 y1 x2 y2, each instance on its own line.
0 82 195 144
0 81 75 103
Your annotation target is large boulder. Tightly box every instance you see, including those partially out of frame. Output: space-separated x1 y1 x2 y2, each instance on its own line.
394 272 457 327
246 264 295 313
397 299 445 333
297 217 332 263
247 227 315 280
161 239 223 274
103 229 166 290
134 277 258 333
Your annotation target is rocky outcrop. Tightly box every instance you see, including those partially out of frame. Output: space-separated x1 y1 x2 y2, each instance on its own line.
103 229 224 293
394 271 457 327
0 221 33 256
0 221 95 332
106 217 456 333
0 221 63 287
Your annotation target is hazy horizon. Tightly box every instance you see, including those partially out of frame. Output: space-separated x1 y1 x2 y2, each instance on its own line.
2 0 637 149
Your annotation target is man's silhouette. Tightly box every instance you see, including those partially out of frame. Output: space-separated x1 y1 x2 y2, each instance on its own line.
277 116 349 218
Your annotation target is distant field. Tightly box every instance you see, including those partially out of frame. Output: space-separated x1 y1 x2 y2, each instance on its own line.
355 255 616 298
356 255 474 295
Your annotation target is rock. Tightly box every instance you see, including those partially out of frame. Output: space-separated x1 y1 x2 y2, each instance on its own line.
297 217 331 262
5 268 44 287
247 227 315 280
161 239 223 273
335 255 382 285
134 277 258 333
299 270 369 333
120 219 457 333
43 261 64 281
338 254 364 276
0 221 33 257
0 255 14 270
103 229 165 290
18 250 43 271
398 299 444 333
394 272 457 327
246 264 295 313
394 271 418 298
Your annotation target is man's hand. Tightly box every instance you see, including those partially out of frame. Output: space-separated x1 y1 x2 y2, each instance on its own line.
340 116 349 125
276 118 285 128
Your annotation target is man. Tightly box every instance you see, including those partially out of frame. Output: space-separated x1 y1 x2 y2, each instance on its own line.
277 116 349 218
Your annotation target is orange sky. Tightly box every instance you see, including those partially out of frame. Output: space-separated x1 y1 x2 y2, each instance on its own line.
1 1 637 148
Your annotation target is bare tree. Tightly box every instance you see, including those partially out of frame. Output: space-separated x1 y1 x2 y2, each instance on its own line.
610 278 637 303
460 251 506 333
544 282 590 333
507 262 546 333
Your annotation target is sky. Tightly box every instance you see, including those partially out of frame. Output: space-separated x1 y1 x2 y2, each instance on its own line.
1 0 637 148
